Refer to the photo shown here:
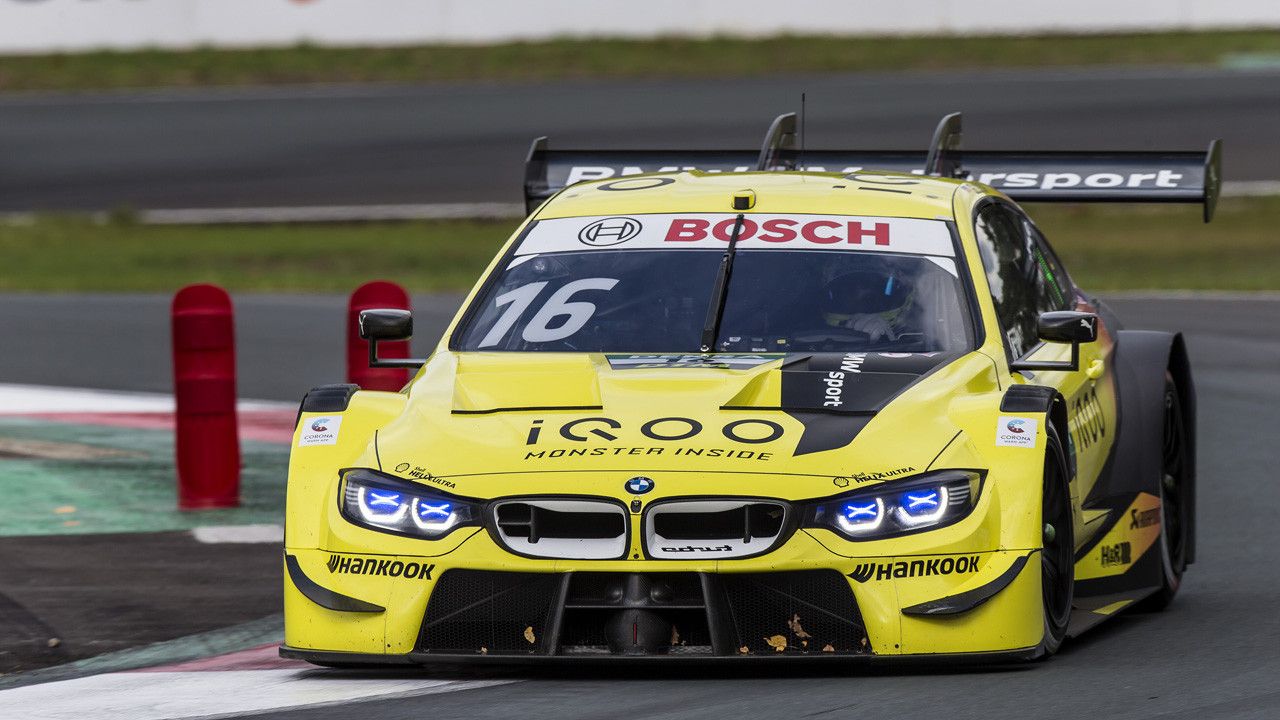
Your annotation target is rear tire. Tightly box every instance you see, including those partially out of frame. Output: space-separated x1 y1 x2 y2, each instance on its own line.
1137 373 1189 611
1039 426 1074 657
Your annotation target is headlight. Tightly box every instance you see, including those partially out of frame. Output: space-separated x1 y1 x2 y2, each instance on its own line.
807 470 982 540
339 469 479 539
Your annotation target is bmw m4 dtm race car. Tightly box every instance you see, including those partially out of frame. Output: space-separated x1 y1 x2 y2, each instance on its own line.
281 112 1219 665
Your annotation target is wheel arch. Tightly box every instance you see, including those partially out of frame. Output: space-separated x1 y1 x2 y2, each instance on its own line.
1091 330 1196 564
1000 383 1071 480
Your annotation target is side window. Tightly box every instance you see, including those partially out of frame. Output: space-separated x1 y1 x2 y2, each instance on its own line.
973 203 1039 359
1024 221 1074 313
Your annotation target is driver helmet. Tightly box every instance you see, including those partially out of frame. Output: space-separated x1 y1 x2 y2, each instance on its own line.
820 269 910 328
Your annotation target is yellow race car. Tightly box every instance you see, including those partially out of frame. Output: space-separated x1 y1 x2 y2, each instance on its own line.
281 113 1218 665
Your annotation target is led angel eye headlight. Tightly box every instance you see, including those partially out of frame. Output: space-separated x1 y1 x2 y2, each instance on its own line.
808 470 981 540
836 498 885 534
356 487 410 525
895 486 948 526
340 469 477 539
411 499 459 532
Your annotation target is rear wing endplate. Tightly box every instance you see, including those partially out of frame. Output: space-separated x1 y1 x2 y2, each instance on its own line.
524 112 1222 223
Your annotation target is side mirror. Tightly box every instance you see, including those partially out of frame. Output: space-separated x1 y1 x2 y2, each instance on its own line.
1037 310 1099 345
358 309 426 369
1010 311 1099 374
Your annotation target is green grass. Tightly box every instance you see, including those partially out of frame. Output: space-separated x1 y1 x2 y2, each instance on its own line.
0 217 509 293
1032 197 1280 292
1 197 1277 293
2 31 1280 92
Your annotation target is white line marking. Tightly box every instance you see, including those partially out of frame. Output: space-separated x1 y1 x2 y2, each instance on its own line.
0 383 291 414
0 669 512 720
191 524 284 544
139 202 527 224
1101 290 1280 301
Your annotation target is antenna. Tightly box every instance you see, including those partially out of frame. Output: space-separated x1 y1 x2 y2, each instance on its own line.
799 92 807 171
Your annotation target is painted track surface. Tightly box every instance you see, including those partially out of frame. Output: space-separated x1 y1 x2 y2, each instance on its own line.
2 294 1278 718
1 66 1278 211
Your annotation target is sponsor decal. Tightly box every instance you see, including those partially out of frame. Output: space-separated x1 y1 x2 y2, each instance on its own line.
975 170 1187 191
659 544 734 554
522 416 782 463
665 217 890 246
1074 492 1163 581
834 466 916 488
564 166 1191 193
1100 541 1132 567
392 463 457 490
847 555 980 583
1070 386 1107 451
605 353 780 370
995 415 1038 448
298 415 342 447
326 554 434 580
596 177 675 192
524 446 773 462
819 353 867 408
1130 507 1160 529
515 214 954 258
578 216 642 247
625 476 655 495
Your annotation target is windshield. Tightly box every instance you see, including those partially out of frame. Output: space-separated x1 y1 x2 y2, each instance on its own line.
454 213 973 354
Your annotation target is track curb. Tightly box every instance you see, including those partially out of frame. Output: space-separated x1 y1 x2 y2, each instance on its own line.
0 614 282 691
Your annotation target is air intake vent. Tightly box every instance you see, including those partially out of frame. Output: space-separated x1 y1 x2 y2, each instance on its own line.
492 499 627 559
644 500 790 559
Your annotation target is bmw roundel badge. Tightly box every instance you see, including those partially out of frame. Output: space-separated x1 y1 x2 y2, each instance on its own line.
625 476 654 495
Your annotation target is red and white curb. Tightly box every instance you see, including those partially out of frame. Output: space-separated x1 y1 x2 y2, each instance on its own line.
0 383 296 444
0 643 512 720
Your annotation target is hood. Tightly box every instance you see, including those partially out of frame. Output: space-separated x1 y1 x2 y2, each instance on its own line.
373 350 997 498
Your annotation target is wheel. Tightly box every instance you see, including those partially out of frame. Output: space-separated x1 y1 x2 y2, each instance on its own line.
1136 373 1189 611
1039 426 1074 657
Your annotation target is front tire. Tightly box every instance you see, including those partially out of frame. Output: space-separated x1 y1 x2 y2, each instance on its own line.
1040 427 1074 657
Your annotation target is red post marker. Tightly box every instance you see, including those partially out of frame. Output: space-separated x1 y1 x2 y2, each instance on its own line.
347 280 411 391
172 284 240 509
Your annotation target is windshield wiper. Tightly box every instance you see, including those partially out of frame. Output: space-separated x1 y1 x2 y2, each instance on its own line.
699 213 746 352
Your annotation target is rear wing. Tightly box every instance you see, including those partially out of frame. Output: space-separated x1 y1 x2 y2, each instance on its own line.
524 112 1222 222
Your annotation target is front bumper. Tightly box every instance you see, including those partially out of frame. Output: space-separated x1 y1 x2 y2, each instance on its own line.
284 528 1044 661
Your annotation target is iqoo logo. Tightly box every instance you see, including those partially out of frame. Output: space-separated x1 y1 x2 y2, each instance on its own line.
1071 386 1107 451
525 416 785 445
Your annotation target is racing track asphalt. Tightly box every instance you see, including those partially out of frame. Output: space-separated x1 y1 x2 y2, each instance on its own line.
1 293 1278 718
1 66 1278 211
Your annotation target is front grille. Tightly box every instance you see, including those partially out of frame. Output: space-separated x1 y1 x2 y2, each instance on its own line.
720 570 868 655
645 500 790 559
492 499 627 559
653 503 785 539
417 569 867 657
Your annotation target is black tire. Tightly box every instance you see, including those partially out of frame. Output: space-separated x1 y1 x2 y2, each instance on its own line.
1136 373 1189 611
1039 426 1074 657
